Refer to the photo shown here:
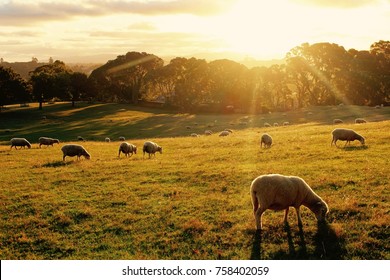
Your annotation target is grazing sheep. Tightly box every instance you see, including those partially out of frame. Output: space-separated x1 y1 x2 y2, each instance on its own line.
10 138 31 149
205 130 213 136
105 137 111 142
273 122 279 127
38 137 59 148
333 119 343 124
355 118 367 124
283 122 290 126
264 122 271 127
224 129 233 133
190 133 200 137
119 136 125 141
143 141 162 158
260 133 272 148
331 128 365 147
250 174 329 230
118 142 137 158
61 144 91 161
219 130 230 137
77 136 85 141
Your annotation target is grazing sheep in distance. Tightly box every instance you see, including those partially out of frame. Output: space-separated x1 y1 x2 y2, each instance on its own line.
260 133 272 148
190 133 200 137
355 118 367 124
10 138 31 149
143 141 162 159
283 122 290 126
38 137 59 148
105 137 110 142
118 142 137 158
205 130 213 136
77 136 85 141
224 129 233 133
219 130 230 137
331 128 365 147
61 144 91 161
119 136 125 141
273 122 279 127
250 174 329 230
264 122 271 127
333 119 343 124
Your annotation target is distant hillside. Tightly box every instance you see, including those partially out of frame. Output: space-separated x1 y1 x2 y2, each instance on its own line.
0 60 102 79
0 60 46 80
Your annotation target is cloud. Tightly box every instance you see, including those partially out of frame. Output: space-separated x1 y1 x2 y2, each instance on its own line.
291 0 382 8
0 0 234 25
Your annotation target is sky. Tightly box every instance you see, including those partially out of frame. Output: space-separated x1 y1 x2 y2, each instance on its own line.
0 0 389 63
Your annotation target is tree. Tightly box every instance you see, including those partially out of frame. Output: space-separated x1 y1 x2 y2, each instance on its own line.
29 60 72 109
0 66 31 111
89 52 164 103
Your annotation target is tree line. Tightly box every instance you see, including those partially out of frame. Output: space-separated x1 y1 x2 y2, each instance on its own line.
1 40 389 113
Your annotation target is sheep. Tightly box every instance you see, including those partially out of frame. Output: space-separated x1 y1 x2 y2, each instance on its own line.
331 128 365 147
10 138 31 149
38 137 59 148
219 130 230 137
118 142 137 158
260 133 272 148
105 137 111 142
250 174 329 230
273 122 279 127
119 136 125 141
283 122 290 126
205 130 213 136
143 141 162 158
333 119 343 124
190 133 200 137
264 122 271 127
355 118 367 124
224 129 233 133
61 144 91 161
77 136 85 141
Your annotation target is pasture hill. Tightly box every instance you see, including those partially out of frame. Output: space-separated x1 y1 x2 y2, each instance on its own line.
0 102 389 260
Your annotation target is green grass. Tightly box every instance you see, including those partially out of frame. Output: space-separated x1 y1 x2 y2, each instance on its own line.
0 103 389 259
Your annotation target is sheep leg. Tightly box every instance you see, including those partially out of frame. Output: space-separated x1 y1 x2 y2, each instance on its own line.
284 208 289 224
254 207 265 230
295 207 303 226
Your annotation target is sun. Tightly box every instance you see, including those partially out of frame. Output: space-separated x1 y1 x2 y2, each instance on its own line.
201 0 317 60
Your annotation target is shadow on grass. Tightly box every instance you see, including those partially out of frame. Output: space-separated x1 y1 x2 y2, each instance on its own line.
41 161 71 168
314 221 347 259
250 222 346 260
343 145 368 151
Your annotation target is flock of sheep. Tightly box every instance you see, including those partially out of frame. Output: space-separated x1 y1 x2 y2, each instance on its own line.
9 137 163 161
8 119 367 231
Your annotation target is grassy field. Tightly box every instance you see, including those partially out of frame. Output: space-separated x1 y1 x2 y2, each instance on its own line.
0 102 389 259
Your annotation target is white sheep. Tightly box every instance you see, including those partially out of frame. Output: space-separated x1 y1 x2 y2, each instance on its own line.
250 174 329 230
355 118 367 124
77 136 85 141
190 133 200 137
118 142 137 158
283 121 290 126
264 122 271 127
205 130 213 136
105 137 111 142
333 119 343 124
61 144 91 161
119 136 125 141
143 141 162 158
219 131 230 137
260 133 272 148
38 137 59 148
331 128 365 147
10 138 31 149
